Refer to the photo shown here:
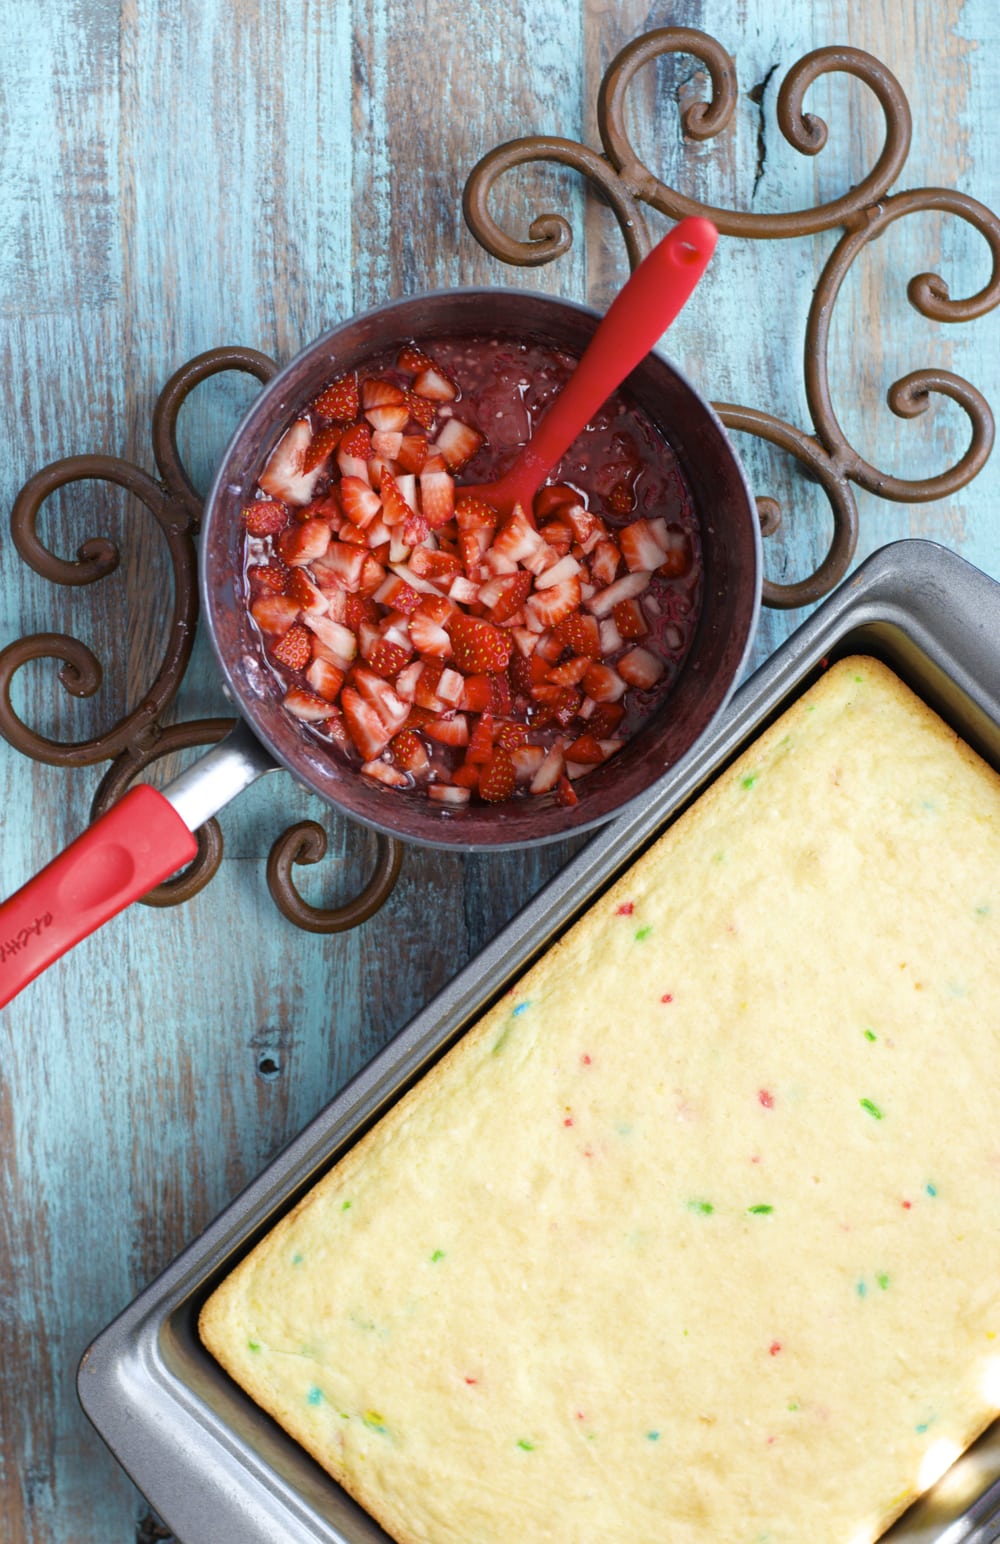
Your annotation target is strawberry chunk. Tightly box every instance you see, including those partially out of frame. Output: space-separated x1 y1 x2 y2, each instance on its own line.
613 597 649 639
397 343 437 374
341 687 393 759
251 594 301 636
247 562 289 595
420 465 455 528
340 476 382 528
434 418 483 471
362 377 409 433
397 433 430 472
277 518 332 568
565 732 607 765
306 658 345 701
582 663 627 703
478 747 516 803
259 420 326 507
313 373 359 422
412 366 457 402
302 424 341 473
284 569 328 615
485 570 532 623
447 614 513 674
361 758 410 788
552 611 602 660
525 576 582 632
465 712 496 764
338 421 373 460
617 646 666 690
403 390 437 431
619 518 669 573
367 638 411 680
283 687 333 722
243 500 290 537
585 701 625 738
533 484 579 520
424 713 469 747
271 623 313 671
391 729 430 773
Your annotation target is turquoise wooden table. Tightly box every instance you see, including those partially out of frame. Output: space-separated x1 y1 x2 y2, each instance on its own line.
2 3 999 1540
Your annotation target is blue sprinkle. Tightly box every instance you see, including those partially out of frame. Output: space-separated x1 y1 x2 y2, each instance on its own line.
307 1386 323 1406
916 1421 930 1434
513 1001 531 1016
926 1183 937 1197
646 1430 660 1441
292 1251 304 1265
857 1280 867 1298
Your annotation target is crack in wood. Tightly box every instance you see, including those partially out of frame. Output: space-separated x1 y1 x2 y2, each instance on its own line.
748 63 779 203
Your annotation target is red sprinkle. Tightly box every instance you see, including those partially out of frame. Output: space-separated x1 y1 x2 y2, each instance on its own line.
464 1377 477 1385
758 1089 774 1109
902 1199 912 1210
661 993 674 1003
564 1117 574 1127
616 902 635 916
581 1054 592 1066
769 1341 782 1356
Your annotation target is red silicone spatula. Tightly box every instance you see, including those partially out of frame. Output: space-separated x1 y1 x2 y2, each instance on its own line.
460 215 717 519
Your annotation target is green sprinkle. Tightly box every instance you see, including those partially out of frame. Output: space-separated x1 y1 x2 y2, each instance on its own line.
646 1430 660 1441
342 1200 352 1211
687 1200 714 1215
747 1204 774 1215
248 1339 261 1352
863 1029 878 1042
430 1249 445 1262
363 1411 387 1434
859 1098 884 1120
635 925 652 941
741 772 758 789
854 673 864 683
877 1272 890 1291
787 1402 799 1412
292 1251 304 1265
916 1421 930 1434
975 903 991 917
307 1385 323 1406
516 1438 535 1452
926 1183 937 1197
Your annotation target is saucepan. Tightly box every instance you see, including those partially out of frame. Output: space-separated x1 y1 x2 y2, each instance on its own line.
0 250 761 1008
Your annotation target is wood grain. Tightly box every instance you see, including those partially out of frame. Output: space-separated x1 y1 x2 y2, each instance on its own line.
0 3 998 1541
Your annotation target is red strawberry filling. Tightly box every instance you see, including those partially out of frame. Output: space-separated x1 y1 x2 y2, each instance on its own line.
240 334 702 807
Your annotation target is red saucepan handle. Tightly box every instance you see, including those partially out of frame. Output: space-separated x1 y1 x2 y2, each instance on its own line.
0 785 198 1009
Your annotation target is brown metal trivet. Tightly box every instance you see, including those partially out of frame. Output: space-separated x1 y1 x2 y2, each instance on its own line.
1 29 998 926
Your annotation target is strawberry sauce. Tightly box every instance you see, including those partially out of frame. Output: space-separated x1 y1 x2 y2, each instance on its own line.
241 335 702 807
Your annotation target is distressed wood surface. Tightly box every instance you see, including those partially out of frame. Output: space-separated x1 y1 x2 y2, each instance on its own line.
1 3 998 1540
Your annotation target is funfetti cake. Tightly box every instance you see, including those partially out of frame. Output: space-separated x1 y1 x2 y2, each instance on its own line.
201 656 1000 1544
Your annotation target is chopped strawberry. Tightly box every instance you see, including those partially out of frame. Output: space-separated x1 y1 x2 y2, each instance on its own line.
613 597 648 638
302 424 341 473
606 480 634 515
417 593 458 626
538 517 573 554
337 475 381 528
391 729 430 773
259 420 326 506
512 744 545 782
374 573 422 614
465 712 496 764
525 576 582 632
584 569 651 617
341 687 393 759
530 685 581 727
361 758 410 788
306 658 345 701
452 762 481 791
617 646 666 689
313 373 359 421
546 655 590 686
486 570 532 623
533 484 579 520
460 672 511 714
555 773 579 807
455 494 500 530
397 343 437 374
304 613 357 665
589 538 622 587
397 433 430 472
565 732 606 764
447 614 512 674
402 507 430 547
552 611 602 660
243 500 290 538
410 546 462 585
313 541 368 593
362 377 409 434
247 562 289 594
424 714 469 747
434 418 483 471
403 390 437 431
367 638 411 679
371 429 403 461
283 687 332 722
530 742 566 794
284 568 328 614
271 623 313 670
478 747 516 803
582 662 627 702
657 526 692 577
412 366 457 402
427 783 471 806
338 421 373 460
350 668 411 736
439 667 468 707
420 465 455 528
409 610 453 659
586 701 625 738
277 518 332 568
490 506 545 566
619 518 668 573
496 721 529 752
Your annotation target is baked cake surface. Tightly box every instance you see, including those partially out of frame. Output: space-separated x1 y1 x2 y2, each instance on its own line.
201 658 1000 1544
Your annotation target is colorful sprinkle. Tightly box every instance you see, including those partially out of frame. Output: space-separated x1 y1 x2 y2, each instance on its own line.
863 1028 878 1042
581 1053 592 1065
516 1438 535 1451
363 1411 387 1434
926 1183 937 1197
857 1280 867 1298
464 1377 477 1385
646 1430 660 1441
292 1252 304 1265
747 1204 774 1215
741 773 758 789
687 1200 714 1215
248 1339 261 1352
635 925 652 941
616 901 634 916
787 1402 799 1412
660 993 674 1003
430 1249 445 1262
342 1200 352 1211
512 1001 531 1016
758 1089 774 1109
877 1272 890 1290
307 1385 323 1406
902 1199 912 1210
859 1098 884 1120
769 1341 782 1356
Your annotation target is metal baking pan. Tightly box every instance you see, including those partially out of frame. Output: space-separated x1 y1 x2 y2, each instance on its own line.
79 538 1000 1544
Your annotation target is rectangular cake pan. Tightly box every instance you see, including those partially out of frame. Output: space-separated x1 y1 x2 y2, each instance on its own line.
79 538 1000 1544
